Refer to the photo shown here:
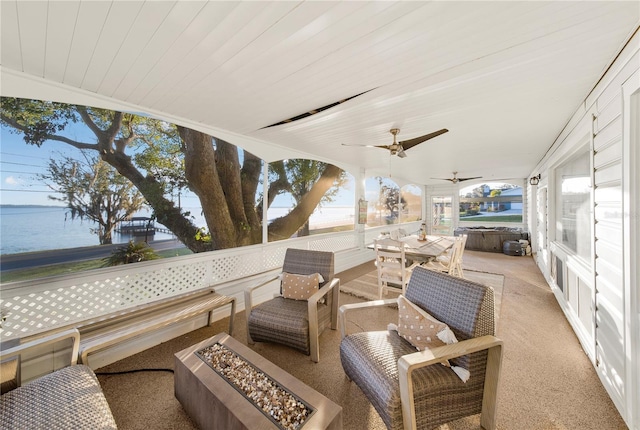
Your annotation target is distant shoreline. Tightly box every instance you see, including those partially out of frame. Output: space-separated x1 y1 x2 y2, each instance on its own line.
0 204 66 208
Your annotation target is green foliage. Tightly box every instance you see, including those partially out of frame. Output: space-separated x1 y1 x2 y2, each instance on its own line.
132 121 187 194
1 97 347 251
268 159 346 207
1 97 188 196
41 152 146 244
194 227 212 243
103 241 160 266
0 246 192 283
0 98 78 146
374 176 404 220
460 209 480 217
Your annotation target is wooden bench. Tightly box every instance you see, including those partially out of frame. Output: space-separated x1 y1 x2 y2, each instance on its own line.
78 290 235 367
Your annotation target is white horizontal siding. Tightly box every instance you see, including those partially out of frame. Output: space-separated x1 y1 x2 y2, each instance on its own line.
593 62 626 413
595 235 623 266
590 50 639 108
594 115 622 150
594 92 622 131
595 162 622 185
594 183 622 202
594 139 622 168
595 220 622 245
595 265 624 311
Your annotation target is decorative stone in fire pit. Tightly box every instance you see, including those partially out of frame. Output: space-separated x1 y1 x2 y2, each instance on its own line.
195 342 313 429
175 333 342 430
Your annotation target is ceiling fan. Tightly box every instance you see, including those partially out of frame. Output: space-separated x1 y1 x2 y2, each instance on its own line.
432 171 482 184
342 128 449 158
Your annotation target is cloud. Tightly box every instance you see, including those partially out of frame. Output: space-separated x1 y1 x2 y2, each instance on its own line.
5 176 21 185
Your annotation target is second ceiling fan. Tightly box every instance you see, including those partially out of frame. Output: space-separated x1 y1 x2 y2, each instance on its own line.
343 128 449 158
432 171 482 184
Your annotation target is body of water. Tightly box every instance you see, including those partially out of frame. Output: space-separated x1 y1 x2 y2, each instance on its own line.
0 205 356 255
267 206 355 229
0 206 175 255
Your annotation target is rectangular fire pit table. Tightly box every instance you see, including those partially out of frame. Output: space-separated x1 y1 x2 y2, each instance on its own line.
174 332 342 430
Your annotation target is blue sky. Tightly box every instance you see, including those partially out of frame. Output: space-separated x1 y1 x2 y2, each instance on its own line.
0 125 82 206
0 122 356 210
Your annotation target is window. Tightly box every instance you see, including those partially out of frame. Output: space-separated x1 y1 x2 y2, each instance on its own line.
365 177 421 227
555 148 591 260
267 160 354 240
365 177 400 227
459 182 523 223
399 185 422 223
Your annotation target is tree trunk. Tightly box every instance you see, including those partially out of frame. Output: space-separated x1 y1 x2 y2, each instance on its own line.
241 151 263 244
297 221 310 237
178 126 237 250
99 141 209 252
1 101 347 253
101 226 113 245
268 164 342 241
215 139 254 246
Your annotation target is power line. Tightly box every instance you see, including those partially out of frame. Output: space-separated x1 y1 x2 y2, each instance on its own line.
0 151 49 160
0 161 44 168
0 189 61 193
0 170 40 174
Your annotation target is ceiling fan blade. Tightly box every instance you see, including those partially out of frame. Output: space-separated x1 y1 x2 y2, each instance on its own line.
431 177 456 182
341 143 391 149
399 128 449 150
457 176 483 182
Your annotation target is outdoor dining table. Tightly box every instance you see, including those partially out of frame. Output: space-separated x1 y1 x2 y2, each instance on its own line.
368 234 456 262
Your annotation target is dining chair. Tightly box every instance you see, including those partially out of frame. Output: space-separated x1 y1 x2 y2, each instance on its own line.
451 234 468 277
374 238 419 299
422 234 466 278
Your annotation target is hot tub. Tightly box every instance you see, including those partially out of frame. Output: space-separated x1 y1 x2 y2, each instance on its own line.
454 227 528 253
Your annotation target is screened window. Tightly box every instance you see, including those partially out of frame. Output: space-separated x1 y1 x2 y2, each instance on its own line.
267 160 354 240
459 183 523 223
365 177 398 227
555 148 591 260
399 185 422 223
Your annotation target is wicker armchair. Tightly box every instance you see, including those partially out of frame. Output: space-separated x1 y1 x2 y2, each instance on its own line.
339 266 503 430
245 248 340 362
0 329 117 429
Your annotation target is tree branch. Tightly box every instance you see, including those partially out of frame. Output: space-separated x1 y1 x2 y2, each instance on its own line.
0 113 98 150
76 106 104 137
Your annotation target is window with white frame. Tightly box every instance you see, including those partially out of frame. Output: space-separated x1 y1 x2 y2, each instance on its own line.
555 147 591 261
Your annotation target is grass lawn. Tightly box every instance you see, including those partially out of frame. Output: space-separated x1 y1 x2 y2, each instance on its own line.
459 215 523 223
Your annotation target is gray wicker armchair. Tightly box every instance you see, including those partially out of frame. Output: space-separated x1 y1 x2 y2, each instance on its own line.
339 266 503 430
0 329 117 429
245 248 340 362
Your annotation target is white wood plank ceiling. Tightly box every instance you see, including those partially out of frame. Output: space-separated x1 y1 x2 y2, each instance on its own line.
1 1 638 185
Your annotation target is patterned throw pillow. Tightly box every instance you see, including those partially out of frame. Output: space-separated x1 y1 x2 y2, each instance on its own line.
397 295 457 350
395 295 470 382
281 272 322 301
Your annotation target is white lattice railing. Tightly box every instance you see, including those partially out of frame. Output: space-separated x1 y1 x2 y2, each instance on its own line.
0 231 362 340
